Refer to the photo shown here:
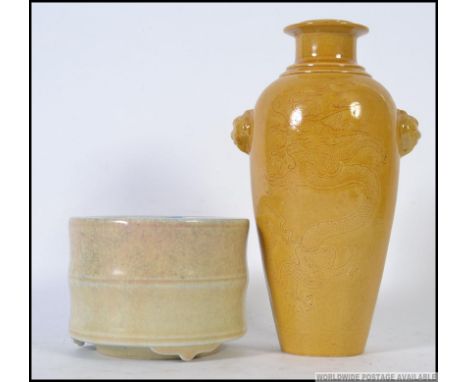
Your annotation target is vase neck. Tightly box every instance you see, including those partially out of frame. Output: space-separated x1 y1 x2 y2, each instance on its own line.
283 19 369 75
294 32 357 64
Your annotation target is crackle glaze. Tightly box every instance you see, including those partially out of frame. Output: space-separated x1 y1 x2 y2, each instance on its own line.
232 20 420 356
69 217 249 361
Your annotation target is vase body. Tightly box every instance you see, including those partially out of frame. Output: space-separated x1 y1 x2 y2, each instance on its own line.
232 20 420 356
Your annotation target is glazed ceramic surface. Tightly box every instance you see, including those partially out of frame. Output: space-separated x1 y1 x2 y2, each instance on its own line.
69 217 249 361
232 20 420 356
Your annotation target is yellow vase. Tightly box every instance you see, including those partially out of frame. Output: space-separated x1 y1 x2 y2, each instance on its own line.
232 19 420 356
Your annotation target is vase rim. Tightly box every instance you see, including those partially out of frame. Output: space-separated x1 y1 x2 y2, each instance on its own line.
284 19 369 37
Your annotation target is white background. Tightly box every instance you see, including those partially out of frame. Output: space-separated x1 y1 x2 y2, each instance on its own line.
31 3 435 379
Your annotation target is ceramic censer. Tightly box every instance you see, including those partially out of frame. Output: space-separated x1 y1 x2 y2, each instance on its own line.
232 19 420 356
69 217 249 361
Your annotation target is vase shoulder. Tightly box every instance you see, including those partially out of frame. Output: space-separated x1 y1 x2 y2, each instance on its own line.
253 73 397 146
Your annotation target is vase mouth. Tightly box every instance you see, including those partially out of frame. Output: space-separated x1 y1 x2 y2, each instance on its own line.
284 19 369 37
